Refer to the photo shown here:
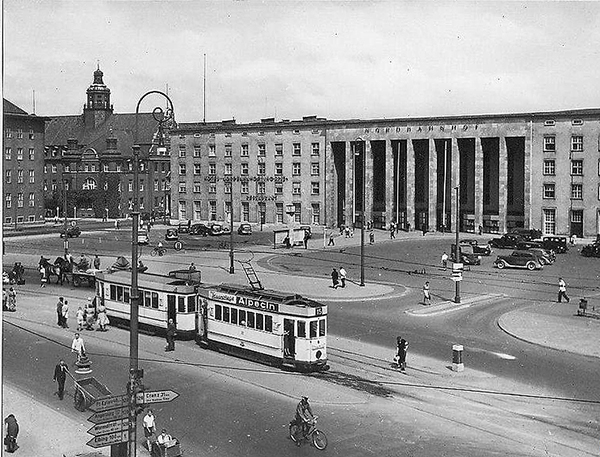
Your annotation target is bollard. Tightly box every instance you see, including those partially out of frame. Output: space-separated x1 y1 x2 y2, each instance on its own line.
452 344 464 372
74 353 93 375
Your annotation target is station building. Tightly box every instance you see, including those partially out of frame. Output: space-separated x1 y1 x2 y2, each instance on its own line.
173 108 600 238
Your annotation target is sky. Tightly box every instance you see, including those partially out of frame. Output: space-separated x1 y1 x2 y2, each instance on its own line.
4 0 600 124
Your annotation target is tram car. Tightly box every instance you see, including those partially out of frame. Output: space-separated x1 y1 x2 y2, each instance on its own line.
94 270 329 372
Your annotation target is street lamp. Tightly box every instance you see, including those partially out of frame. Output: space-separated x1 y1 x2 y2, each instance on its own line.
454 186 461 304
355 138 366 287
129 91 174 457
61 163 69 256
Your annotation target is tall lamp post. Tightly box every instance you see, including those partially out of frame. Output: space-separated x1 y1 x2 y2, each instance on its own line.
454 186 461 304
355 138 366 287
129 91 174 457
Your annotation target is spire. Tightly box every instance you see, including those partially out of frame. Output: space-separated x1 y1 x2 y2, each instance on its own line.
84 64 113 127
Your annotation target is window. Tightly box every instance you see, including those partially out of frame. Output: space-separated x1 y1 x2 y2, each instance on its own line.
29 129 34 139
194 201 201 220
128 180 133 192
17 170 23 184
276 203 283 223
543 136 555 152
43 179 47 191
257 182 266 194
311 163 320 175
209 163 216 175
292 182 301 195
5 194 11 209
241 144 249 157
543 183 555 199
139 179 144 192
571 136 583 151
193 183 201 193
179 183 186 193
275 143 283 156
265 315 273 332
17 148 23 160
4 147 11 160
247 311 255 328
293 143 301 156
224 163 232 175
29 170 35 183
116 164 122 172
242 202 249 221
241 182 249 194
294 203 301 223
178 145 186 158
311 143 320 156
179 201 187 219
239 309 246 325
5 170 11 184
297 321 306 338
5 128 12 138
209 182 216 193
258 144 266 156
194 163 201 175
28 193 35 207
154 180 159 191
275 163 283 175
258 163 266 175
29 148 35 160
543 159 555 176
230 307 238 325
103 164 109 172
209 201 217 220
215 304 222 321
17 193 23 208
16 129 23 139
179 164 186 175
275 184 283 195
193 145 201 157
225 182 231 194
222 306 230 323
225 144 232 157
571 183 583 200
543 208 556 234
310 321 317 338
209 144 216 157
571 159 583 176
319 319 326 336
83 177 97 190
51 180 57 191
311 182 320 195
312 203 320 224
292 163 301 176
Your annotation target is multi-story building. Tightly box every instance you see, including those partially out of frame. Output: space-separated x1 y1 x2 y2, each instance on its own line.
172 109 600 238
3 99 47 226
43 66 172 219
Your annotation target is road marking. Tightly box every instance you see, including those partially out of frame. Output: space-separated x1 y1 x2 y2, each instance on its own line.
491 352 516 360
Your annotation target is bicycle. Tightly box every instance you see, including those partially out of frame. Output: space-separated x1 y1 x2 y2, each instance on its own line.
289 416 327 450
150 246 167 257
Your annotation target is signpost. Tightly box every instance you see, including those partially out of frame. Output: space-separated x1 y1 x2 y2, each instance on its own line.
89 394 129 412
87 419 128 436
88 407 129 424
136 390 179 405
86 431 128 449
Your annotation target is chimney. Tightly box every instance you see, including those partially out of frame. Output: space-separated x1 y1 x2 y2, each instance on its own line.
67 138 78 151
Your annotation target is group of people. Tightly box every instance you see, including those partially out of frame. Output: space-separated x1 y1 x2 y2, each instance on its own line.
330 267 347 289
3 287 17 312
56 296 109 332
143 409 179 456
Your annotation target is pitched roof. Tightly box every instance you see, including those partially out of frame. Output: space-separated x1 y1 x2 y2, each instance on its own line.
3 99 29 115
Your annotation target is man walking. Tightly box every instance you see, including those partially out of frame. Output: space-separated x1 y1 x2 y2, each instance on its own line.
142 409 157 451
165 319 176 351
71 333 86 363
331 268 339 289
303 230 309 249
441 252 449 270
389 223 396 239
56 297 64 326
328 232 335 246
93 255 101 270
53 359 70 400
339 267 347 288
557 277 570 303
422 281 431 305
61 299 69 328
4 414 19 453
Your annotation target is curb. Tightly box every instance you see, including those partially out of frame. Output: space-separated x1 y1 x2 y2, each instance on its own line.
406 294 505 316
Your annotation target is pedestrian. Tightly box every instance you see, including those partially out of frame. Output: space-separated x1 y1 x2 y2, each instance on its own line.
71 333 86 362
395 336 409 372
76 306 85 331
7 287 16 311
422 281 431 305
339 267 347 288
39 264 47 287
557 277 570 303
422 225 427 236
188 262 196 271
85 304 96 331
114 219 120 230
478 224 483 236
93 255 101 270
369 230 375 244
56 297 64 327
4 414 19 453
165 319 176 352
328 232 335 246
389 223 395 239
344 226 350 238
441 252 449 270
331 268 339 289
97 303 109 331
61 299 69 328
142 409 157 451
53 359 70 400
303 230 309 249
2 289 7 311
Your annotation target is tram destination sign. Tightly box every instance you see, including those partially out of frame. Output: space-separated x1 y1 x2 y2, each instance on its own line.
209 290 279 312
87 419 128 437
87 406 129 424
89 394 129 412
136 390 180 405
86 430 128 448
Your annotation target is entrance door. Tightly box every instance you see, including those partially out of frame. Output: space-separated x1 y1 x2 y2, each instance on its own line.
416 211 428 231
283 319 295 359
167 294 177 326
571 210 583 237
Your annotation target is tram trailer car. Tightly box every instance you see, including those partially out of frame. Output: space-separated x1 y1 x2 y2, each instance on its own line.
197 284 329 372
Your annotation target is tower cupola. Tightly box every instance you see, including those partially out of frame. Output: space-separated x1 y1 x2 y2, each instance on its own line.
83 63 113 128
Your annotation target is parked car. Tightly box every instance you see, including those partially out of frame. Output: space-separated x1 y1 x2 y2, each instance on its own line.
527 247 555 265
165 228 179 241
237 223 252 235
137 231 150 245
189 223 210 236
222 225 231 235
510 227 542 241
460 239 492 255
178 221 191 233
581 242 600 258
488 234 524 249
209 223 223 236
494 250 543 270
542 236 568 254
515 240 544 250
60 225 82 238
450 244 482 265
300 225 312 239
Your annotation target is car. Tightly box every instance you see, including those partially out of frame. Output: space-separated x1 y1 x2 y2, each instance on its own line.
237 223 252 235
299 225 312 239
450 244 482 265
509 227 543 241
581 242 600 258
488 234 524 249
222 225 231 235
209 223 223 236
460 239 492 255
178 221 191 233
165 228 179 241
515 240 544 250
189 223 210 236
494 250 543 270
527 247 555 265
137 231 150 245
60 225 81 238
542 236 568 254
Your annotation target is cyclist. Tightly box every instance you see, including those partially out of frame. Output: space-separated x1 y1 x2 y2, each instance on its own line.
293 396 314 443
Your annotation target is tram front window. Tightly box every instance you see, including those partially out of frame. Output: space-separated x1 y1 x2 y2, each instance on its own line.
310 321 318 338
319 319 326 336
297 321 306 338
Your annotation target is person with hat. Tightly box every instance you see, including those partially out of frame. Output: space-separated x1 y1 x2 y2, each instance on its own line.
142 409 156 451
292 396 314 445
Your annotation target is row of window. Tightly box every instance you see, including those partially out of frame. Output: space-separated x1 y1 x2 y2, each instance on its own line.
543 135 590 152
4 215 39 224
5 169 36 184
179 201 321 225
41 162 170 174
177 142 321 158
178 180 320 196
4 128 35 139
43 178 169 193
541 183 600 200
108 285 197 313
5 147 36 161
543 158 600 176
4 193 35 208
542 208 587 234
177 161 320 177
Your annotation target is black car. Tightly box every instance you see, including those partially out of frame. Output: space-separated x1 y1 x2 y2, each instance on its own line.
60 225 81 238
178 221 191 233
581 242 600 258
460 239 492 255
450 245 482 265
494 250 544 270
488 234 524 249
542 236 568 254
510 228 542 241
189 223 210 236
515 240 544 250
165 228 179 241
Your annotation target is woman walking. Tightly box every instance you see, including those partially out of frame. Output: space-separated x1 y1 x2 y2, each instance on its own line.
422 282 431 306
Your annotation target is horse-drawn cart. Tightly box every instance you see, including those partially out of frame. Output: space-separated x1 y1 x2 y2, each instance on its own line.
72 269 99 288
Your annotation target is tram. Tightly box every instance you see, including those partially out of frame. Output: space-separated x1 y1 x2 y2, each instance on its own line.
94 270 329 372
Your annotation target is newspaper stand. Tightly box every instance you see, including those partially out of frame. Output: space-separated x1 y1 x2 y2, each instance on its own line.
73 377 112 412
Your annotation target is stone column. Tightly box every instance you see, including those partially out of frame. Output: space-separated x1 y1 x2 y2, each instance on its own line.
325 140 336 228
428 139 437 232
523 129 532 230
451 138 461 232
364 140 373 226
385 139 394 227
498 137 508 234
406 139 415 230
344 141 354 228
474 137 484 230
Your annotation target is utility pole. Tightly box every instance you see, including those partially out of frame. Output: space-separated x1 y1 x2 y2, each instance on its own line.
454 186 461 304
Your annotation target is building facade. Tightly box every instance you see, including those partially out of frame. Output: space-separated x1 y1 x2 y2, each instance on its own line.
3 99 47 226
172 109 600 237
43 67 172 220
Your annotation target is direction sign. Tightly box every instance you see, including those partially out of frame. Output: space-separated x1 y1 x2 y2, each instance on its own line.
86 430 128 448
87 419 128 437
136 390 179 405
88 407 129 424
89 395 129 413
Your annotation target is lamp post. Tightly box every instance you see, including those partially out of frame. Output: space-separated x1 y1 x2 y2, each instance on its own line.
129 91 174 457
62 164 69 256
355 138 365 287
454 186 461 304
229 178 234 274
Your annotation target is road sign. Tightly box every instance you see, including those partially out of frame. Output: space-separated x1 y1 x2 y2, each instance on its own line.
452 263 464 272
86 430 128 448
87 419 128 436
88 406 129 424
89 394 129 412
136 390 179 405
451 274 463 282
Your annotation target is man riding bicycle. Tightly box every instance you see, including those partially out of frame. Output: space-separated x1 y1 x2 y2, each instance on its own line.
293 396 314 442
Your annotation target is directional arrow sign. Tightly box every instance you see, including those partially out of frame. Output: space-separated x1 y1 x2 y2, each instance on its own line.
89 394 129 412
88 407 129 424
87 419 128 436
86 430 128 448
136 390 179 405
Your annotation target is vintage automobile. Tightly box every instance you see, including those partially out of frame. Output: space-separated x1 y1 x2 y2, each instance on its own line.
189 223 210 236
209 223 223 236
494 250 544 270
581 242 600 258
59 225 82 238
488 233 524 249
509 227 543 241
237 223 252 235
177 220 191 233
165 228 179 241
450 244 482 265
541 236 568 254
515 242 556 265
460 239 492 255
137 230 150 245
